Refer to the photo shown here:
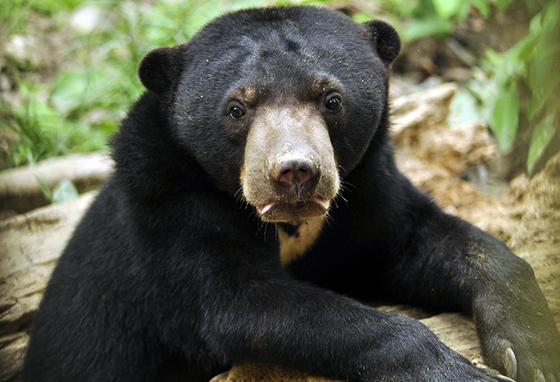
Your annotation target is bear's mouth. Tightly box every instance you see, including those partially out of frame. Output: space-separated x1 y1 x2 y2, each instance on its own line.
257 197 331 223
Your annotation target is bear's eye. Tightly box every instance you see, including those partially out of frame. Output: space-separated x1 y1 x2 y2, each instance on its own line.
325 95 342 112
229 106 245 119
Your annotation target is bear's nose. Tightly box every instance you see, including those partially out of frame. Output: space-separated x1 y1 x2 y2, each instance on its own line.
269 153 320 198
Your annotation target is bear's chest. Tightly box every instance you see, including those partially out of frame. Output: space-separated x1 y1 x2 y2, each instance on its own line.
276 217 325 265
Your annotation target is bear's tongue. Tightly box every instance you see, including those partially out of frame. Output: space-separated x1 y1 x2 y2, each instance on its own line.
314 198 331 210
259 203 275 215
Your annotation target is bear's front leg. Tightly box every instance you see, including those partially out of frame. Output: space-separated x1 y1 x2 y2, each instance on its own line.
380 209 560 382
193 272 507 382
468 233 560 382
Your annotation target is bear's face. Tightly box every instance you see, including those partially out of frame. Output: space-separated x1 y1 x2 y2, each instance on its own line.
138 7 400 224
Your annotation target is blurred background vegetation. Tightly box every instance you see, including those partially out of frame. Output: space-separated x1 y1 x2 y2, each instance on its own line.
1 0 558 178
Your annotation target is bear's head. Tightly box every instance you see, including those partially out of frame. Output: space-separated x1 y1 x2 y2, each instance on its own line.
138 6 400 224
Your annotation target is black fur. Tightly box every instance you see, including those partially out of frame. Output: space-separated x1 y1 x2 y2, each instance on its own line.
24 6 560 382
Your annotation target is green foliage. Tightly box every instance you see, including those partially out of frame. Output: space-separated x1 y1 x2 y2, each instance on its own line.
2 78 110 165
465 0 559 173
1 80 109 167
0 0 85 34
36 176 79 204
0 0 27 35
2 0 276 169
524 1 560 173
2 0 558 176
403 0 559 173
465 39 528 153
26 0 85 15
490 86 519 152
395 0 512 42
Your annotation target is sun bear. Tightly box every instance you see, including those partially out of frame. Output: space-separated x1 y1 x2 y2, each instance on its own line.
24 6 560 382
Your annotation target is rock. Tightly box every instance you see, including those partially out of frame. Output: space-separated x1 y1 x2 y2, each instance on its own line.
391 83 495 177
391 82 457 138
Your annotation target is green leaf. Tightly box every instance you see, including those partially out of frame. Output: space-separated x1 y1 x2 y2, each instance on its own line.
467 73 499 123
509 35 536 62
527 118 556 174
456 1 472 20
470 0 490 18
432 0 463 19
402 18 454 41
449 88 483 125
35 176 53 203
493 0 513 10
490 87 519 153
52 179 79 204
528 63 560 119
51 68 105 115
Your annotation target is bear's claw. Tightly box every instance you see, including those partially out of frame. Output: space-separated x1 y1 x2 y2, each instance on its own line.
495 376 516 382
504 347 517 380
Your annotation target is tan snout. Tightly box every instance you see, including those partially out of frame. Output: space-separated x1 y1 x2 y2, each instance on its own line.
242 105 340 223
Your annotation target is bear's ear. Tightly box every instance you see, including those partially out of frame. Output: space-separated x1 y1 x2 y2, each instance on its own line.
361 20 401 65
138 46 183 94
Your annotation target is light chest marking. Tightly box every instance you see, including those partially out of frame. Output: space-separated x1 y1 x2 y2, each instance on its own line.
277 216 326 266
